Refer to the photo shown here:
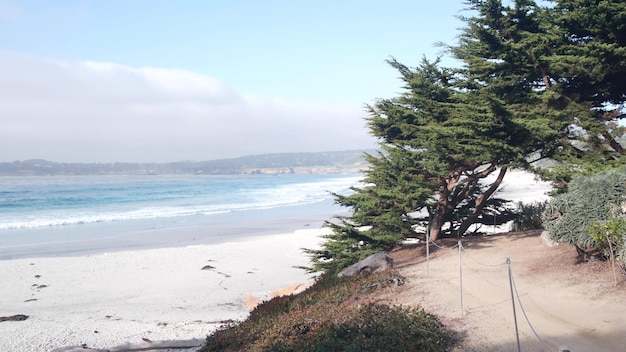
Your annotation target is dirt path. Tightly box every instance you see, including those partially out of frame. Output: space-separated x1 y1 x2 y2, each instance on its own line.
383 231 626 352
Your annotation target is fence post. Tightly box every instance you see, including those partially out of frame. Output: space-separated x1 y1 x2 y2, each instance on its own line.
459 240 463 316
494 212 497 234
507 257 521 352
426 226 430 277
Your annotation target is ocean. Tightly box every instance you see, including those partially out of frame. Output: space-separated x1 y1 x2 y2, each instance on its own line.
0 173 362 259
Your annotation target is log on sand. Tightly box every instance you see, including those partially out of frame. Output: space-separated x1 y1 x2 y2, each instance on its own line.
50 338 204 352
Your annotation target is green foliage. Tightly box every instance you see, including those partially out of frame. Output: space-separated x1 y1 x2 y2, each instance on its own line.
552 0 626 106
199 271 453 352
542 167 626 252
587 215 626 263
587 213 626 282
511 201 547 231
305 146 433 274
296 304 450 352
308 56 537 273
308 0 626 274
455 0 626 189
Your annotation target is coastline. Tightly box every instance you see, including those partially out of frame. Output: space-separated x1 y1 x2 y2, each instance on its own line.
0 227 325 352
0 169 551 351
0 203 342 261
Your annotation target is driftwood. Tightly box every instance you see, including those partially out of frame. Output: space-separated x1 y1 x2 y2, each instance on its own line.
0 314 29 322
50 338 204 352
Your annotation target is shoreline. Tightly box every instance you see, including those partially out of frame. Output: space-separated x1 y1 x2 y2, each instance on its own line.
0 208 342 261
0 227 325 352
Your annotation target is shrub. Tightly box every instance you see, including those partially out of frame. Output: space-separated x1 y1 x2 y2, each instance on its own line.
199 271 452 352
542 167 626 263
302 304 450 352
587 216 626 261
511 201 547 231
587 215 626 281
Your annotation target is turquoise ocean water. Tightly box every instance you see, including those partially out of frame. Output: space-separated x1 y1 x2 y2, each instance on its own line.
0 173 361 259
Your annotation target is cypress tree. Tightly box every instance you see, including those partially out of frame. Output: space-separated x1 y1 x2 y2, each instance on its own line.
305 145 432 273
453 0 626 187
307 0 626 273
307 58 530 273
367 58 526 241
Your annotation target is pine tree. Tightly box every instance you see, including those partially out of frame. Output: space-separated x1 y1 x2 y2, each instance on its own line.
307 58 531 273
305 145 433 273
552 0 626 106
307 0 626 273
368 58 529 241
452 0 626 187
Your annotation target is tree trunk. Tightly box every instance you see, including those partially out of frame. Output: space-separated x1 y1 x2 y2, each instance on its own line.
428 207 447 241
456 167 508 236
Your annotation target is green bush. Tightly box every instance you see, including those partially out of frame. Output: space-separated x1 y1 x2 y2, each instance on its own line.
587 215 626 279
199 271 452 352
299 304 450 352
587 216 626 260
511 201 547 231
542 167 626 263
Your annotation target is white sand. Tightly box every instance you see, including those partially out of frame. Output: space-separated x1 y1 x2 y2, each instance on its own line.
496 168 551 204
0 229 324 352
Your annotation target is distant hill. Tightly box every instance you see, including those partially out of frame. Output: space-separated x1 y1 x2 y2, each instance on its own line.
0 150 372 176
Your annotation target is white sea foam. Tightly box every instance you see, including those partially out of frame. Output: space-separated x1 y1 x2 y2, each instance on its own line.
0 174 362 231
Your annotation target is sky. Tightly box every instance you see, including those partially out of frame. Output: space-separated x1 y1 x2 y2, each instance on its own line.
0 0 469 162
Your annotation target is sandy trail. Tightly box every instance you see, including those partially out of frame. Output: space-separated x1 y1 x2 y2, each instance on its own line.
385 231 626 352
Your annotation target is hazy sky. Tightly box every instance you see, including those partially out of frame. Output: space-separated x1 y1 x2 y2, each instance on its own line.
0 0 468 162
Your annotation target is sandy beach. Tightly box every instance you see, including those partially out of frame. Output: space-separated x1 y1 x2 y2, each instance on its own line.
0 169 551 351
0 229 323 352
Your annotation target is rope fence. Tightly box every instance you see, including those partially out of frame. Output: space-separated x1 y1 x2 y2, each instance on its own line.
459 242 507 267
510 266 558 352
424 230 459 278
429 240 460 250
423 237 569 352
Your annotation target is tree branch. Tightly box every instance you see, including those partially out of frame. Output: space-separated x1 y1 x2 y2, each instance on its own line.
601 130 625 155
